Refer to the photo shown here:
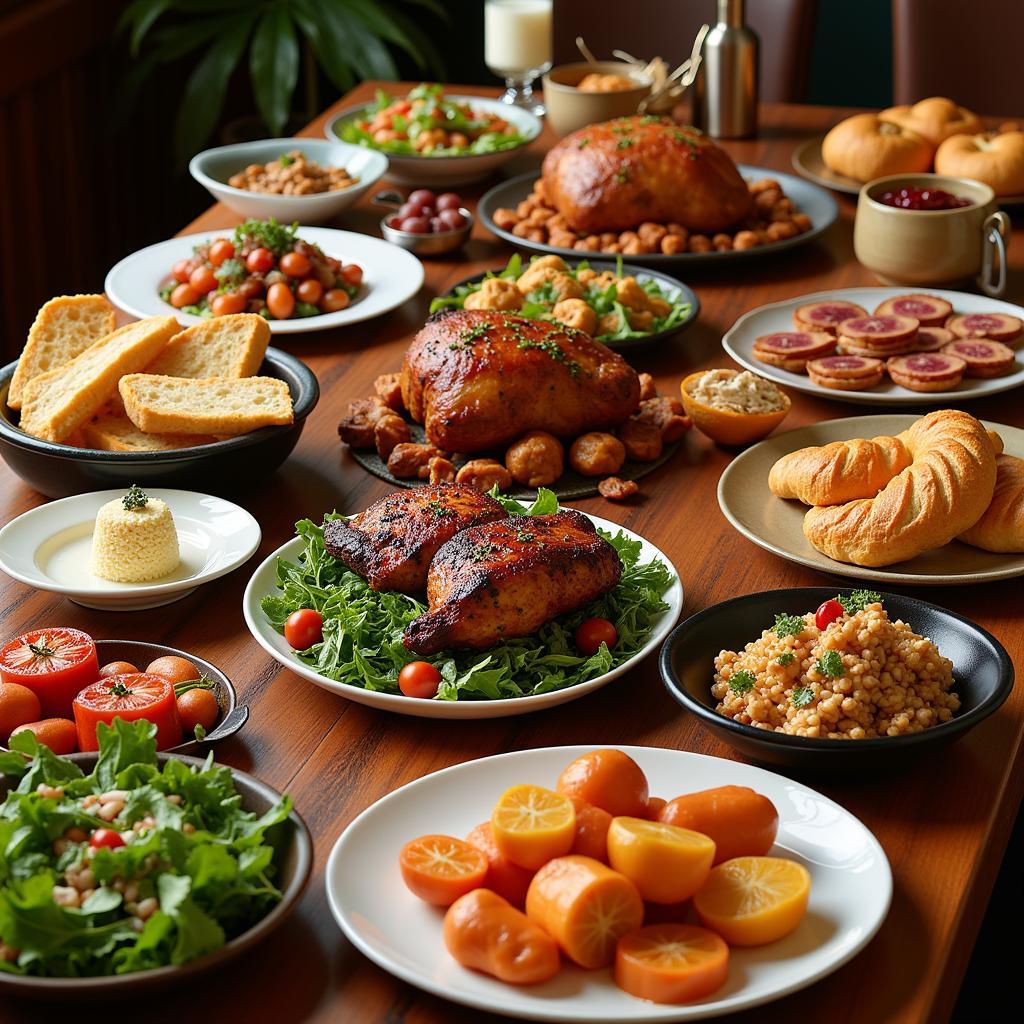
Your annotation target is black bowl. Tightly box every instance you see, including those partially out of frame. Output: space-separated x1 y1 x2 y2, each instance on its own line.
0 348 318 498
659 587 1014 771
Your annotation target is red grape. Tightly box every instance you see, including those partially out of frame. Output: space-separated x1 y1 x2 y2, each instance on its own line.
408 189 436 207
401 217 430 233
438 209 467 230
436 193 462 211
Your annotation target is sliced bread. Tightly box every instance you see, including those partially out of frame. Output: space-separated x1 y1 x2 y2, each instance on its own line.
9 295 116 409
19 316 180 444
82 412 217 452
119 374 294 435
145 313 270 379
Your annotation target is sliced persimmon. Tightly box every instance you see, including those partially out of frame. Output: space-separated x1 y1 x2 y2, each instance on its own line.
615 924 729 1004
399 834 488 906
491 784 576 870
556 749 649 818
465 822 535 908
607 817 715 904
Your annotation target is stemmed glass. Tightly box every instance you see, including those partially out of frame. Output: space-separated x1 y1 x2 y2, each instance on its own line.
484 0 553 115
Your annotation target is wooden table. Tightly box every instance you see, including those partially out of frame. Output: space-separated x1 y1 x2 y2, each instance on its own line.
4 85 1023 1024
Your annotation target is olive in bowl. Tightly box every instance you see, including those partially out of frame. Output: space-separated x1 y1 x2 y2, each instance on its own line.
377 188 474 256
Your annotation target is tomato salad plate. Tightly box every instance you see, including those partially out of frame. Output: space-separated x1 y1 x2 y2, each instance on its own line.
242 490 682 719
326 744 891 1022
104 222 424 334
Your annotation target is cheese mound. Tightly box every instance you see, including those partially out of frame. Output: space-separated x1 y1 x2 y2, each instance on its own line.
91 496 180 583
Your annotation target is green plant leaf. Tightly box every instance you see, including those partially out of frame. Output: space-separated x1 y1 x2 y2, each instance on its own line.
343 0 426 65
319 1 398 80
382 6 446 77
292 0 355 93
250 6 300 135
117 0 173 55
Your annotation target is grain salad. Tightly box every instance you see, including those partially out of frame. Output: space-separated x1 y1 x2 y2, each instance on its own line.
711 591 959 739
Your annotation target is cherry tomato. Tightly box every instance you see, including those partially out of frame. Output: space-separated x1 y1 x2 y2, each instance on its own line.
398 661 442 699
211 292 247 316
238 277 264 299
279 251 311 278
340 264 363 288
246 247 274 274
815 599 845 630
188 265 217 294
171 259 191 284
320 288 350 313
170 283 200 308
575 618 618 655
99 661 140 679
296 278 323 304
90 828 125 850
0 628 98 718
208 238 235 266
177 688 219 733
284 609 323 650
73 673 182 752
266 282 296 319
145 656 200 685
10 718 78 755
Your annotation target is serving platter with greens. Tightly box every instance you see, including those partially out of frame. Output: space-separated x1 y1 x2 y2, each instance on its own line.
243 490 682 720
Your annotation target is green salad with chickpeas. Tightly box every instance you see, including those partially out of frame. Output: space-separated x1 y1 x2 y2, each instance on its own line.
430 253 692 342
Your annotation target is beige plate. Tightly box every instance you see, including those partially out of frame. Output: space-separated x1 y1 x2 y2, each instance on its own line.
791 136 1024 207
718 414 1024 586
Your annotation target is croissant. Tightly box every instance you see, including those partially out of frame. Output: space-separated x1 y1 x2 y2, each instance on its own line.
792 410 997 566
959 455 1024 553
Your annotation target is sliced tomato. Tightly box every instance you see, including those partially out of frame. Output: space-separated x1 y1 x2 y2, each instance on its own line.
73 673 182 752
0 628 98 718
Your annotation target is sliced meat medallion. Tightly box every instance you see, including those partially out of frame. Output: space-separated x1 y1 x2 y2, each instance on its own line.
946 312 1023 346
874 294 953 326
914 326 954 352
752 331 836 371
792 301 867 334
838 336 918 357
887 352 966 392
806 355 885 390
837 314 919 350
942 339 1016 377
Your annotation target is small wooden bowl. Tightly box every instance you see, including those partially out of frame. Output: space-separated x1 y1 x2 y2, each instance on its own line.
542 62 652 138
680 370 791 446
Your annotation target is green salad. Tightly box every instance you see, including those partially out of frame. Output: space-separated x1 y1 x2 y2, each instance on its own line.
262 490 675 701
336 84 527 157
0 720 291 977
429 253 693 342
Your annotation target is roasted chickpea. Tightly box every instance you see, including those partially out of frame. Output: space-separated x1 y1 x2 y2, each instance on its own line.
660 234 687 254
576 268 598 286
506 431 565 487
733 230 761 250
551 298 597 334
688 234 712 253
456 459 513 493
618 418 663 461
637 222 668 248
792 213 812 232
493 208 519 230
766 220 799 241
569 432 626 476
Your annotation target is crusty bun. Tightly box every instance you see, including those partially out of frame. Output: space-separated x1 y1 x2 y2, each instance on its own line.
821 113 934 182
959 454 1024 552
880 97 982 146
935 132 1024 196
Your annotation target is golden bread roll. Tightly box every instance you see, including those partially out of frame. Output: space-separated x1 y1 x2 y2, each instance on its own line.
821 113 934 182
959 454 1024 552
934 131 1024 197
879 97 982 146
799 410 997 566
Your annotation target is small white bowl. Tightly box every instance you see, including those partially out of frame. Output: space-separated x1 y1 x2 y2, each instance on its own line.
189 138 388 224
0 489 261 611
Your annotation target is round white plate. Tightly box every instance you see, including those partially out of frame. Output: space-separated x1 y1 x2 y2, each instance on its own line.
0 489 261 610
327 744 892 1022
242 510 682 719
723 286 1024 405
104 227 424 334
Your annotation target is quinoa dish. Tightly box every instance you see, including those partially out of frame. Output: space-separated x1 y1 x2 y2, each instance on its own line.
711 591 959 739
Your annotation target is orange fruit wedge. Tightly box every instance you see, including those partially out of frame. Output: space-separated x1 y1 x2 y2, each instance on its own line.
492 784 576 870
399 834 488 906
693 856 811 946
606 817 716 904
615 924 729 1004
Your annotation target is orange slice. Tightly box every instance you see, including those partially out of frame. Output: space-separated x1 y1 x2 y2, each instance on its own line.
615 924 729 1004
693 856 811 946
491 784 576 870
606 817 716 904
399 834 488 906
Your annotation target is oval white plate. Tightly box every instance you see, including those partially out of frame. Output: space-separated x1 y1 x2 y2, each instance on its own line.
242 510 682 719
723 286 1024 405
327 744 892 1023
104 227 424 334
0 489 261 610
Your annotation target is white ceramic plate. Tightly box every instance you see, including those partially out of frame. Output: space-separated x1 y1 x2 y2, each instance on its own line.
327 744 892 1022
723 287 1024 405
242 510 682 719
0 489 261 610
104 227 424 335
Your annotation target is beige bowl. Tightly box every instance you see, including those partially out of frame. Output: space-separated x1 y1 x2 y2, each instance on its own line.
542 62 652 138
854 173 1010 296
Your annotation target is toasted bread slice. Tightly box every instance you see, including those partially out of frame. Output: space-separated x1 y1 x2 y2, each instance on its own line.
19 317 180 444
119 374 294 435
145 313 270 379
9 295 116 409
81 412 217 452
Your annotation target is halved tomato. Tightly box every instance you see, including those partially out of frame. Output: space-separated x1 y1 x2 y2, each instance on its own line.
73 673 182 751
0 628 98 718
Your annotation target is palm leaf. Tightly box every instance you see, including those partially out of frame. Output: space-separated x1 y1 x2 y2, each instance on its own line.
292 0 354 93
250 6 300 134
318 1 398 80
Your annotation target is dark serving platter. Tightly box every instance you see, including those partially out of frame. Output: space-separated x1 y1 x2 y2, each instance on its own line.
0 347 318 499
660 587 1013 772
479 166 839 267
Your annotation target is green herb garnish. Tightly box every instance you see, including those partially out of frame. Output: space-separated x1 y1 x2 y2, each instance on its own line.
792 686 814 707
838 590 882 615
425 499 454 519
729 670 756 694
615 167 630 184
772 613 805 638
815 650 844 678
232 217 298 257
122 485 149 511
777 652 795 666
279 152 297 167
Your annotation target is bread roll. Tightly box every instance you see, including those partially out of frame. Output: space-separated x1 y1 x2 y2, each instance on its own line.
959 454 1024 553
879 97 982 146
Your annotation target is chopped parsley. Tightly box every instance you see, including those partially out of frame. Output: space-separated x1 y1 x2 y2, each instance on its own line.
777 652 795 666
616 138 633 149
279 152 297 167
122 484 149 511
772 613 805 638
516 336 582 377
791 686 814 708
729 669 756 694
838 590 882 615
232 217 298 257
577 137 589 149
815 650 844 678
469 542 496 562
515 529 535 543
424 499 453 519
214 257 246 285
615 167 630 184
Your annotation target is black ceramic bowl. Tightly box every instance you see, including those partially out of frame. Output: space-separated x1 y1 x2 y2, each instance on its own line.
0 751 311 999
0 347 318 498
660 587 1014 771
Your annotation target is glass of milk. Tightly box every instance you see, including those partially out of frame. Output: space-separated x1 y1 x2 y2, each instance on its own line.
485 0 553 114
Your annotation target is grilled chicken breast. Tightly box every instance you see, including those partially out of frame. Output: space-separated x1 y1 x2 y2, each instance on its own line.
323 483 506 594
403 510 622 654
401 310 640 453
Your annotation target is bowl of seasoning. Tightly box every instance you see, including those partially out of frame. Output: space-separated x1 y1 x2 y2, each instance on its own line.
680 369 791 446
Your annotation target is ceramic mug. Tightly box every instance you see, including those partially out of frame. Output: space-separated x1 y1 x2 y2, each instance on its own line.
854 173 1010 296
542 62 652 138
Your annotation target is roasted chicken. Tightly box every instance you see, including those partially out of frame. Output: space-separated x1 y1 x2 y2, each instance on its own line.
401 310 640 453
323 483 506 594
403 510 621 654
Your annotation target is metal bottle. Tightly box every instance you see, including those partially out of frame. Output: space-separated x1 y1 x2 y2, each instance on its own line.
693 0 759 138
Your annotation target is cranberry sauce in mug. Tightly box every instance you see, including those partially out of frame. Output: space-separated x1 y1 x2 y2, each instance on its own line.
877 186 973 211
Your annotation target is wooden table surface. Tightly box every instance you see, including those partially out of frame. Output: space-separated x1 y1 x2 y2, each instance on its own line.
4 84 1023 1024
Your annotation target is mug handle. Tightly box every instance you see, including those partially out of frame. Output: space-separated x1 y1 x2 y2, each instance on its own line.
978 211 1010 297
